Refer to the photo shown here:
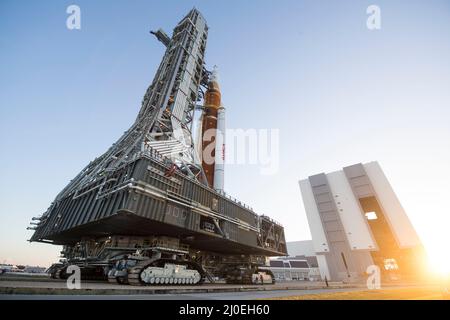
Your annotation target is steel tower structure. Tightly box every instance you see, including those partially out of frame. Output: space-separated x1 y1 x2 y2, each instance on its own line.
65 8 208 203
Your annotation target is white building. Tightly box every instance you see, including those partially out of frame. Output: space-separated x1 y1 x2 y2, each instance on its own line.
299 161 424 282
266 258 321 281
287 240 315 257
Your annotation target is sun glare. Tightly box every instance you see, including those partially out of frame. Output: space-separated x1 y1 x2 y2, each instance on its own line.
421 235 450 278
427 251 450 277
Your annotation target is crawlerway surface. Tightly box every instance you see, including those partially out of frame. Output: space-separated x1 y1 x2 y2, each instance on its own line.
0 273 360 295
0 274 433 298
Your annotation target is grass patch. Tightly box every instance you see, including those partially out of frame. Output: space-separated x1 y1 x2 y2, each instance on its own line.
269 286 449 300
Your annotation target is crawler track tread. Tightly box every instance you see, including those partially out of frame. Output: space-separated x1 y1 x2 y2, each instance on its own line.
127 258 205 286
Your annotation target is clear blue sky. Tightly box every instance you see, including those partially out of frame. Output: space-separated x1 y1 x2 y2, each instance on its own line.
1 0 449 267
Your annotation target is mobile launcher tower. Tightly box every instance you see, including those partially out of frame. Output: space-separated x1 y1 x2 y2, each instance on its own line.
28 9 287 285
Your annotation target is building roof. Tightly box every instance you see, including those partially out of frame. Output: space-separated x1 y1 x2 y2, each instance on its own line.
287 240 315 257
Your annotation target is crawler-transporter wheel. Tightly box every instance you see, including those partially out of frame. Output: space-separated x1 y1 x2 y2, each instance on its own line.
128 259 203 286
138 263 202 285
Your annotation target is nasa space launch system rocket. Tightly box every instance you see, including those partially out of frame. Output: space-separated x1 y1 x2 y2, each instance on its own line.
201 67 225 192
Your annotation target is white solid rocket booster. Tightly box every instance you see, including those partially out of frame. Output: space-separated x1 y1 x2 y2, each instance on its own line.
213 106 225 192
